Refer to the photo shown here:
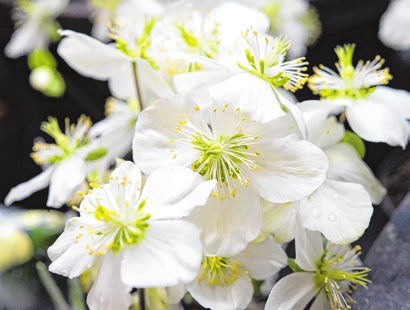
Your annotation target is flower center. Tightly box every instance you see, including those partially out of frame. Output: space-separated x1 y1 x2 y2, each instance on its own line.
314 244 371 309
31 115 95 164
309 44 392 100
93 200 151 254
174 18 220 59
237 31 308 92
110 17 158 68
190 130 260 198
196 256 242 286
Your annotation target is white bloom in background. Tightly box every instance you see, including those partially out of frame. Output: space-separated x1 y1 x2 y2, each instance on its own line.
379 0 410 50
5 0 69 58
4 115 108 208
48 161 215 310
132 94 327 254
265 224 371 310
187 236 287 310
309 44 410 148
57 14 172 101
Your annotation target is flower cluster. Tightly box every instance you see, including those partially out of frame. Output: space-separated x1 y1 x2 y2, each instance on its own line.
3 0 410 310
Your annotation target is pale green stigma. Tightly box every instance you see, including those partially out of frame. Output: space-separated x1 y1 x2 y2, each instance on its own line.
110 17 158 68
196 256 242 286
314 244 371 309
174 18 220 59
309 44 392 100
31 115 92 164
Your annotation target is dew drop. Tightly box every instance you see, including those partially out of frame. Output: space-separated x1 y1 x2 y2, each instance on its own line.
312 208 320 218
328 213 336 222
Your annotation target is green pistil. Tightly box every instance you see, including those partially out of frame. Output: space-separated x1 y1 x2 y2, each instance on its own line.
190 132 258 192
94 201 150 253
314 244 370 309
335 44 356 83
174 22 220 59
115 17 158 68
196 256 242 286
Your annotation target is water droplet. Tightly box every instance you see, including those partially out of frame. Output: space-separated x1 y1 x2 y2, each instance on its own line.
328 213 336 222
333 193 339 199
312 208 320 218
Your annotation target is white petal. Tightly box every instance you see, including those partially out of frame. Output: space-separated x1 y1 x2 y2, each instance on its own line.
58 30 129 80
265 272 318 310
325 143 387 204
260 200 299 244
294 220 323 271
132 96 209 173
371 86 410 119
47 157 86 208
4 167 53 206
235 236 287 280
299 180 373 244
5 21 46 58
48 218 97 278
188 275 253 310
121 220 202 287
251 135 328 203
87 253 132 310
188 187 263 256
141 166 215 220
346 99 408 148
107 60 135 99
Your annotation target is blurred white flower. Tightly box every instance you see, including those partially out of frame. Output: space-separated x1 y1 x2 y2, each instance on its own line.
5 0 69 58
379 0 410 50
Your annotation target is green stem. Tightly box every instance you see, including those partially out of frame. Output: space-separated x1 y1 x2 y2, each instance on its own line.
131 61 143 111
139 288 146 310
35 261 69 310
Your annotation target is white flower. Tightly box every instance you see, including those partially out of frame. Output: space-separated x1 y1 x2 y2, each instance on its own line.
308 44 410 148
4 115 107 208
5 0 69 58
132 94 327 254
48 161 216 310
265 224 371 310
187 236 287 310
57 14 171 101
379 0 410 50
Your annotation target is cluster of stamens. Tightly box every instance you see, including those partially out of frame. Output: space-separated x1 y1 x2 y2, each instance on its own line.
196 256 242 286
314 243 371 309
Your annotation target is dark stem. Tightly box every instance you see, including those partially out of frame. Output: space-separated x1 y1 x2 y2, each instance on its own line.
131 61 144 111
139 288 146 310
339 109 346 124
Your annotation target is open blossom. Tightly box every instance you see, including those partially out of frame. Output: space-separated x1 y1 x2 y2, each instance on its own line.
48 161 216 310
308 44 410 148
5 0 69 58
5 115 108 208
186 236 287 310
132 93 327 254
265 223 371 310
